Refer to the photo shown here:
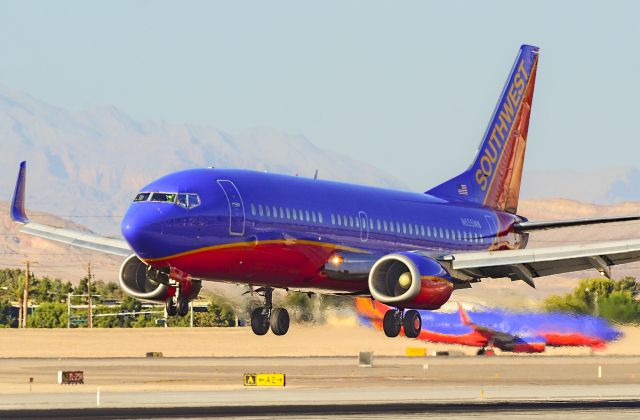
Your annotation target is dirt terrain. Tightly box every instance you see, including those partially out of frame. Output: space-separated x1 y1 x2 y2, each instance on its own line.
0 323 638 358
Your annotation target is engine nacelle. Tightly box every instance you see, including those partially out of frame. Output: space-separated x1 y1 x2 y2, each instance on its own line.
119 254 201 303
368 252 454 310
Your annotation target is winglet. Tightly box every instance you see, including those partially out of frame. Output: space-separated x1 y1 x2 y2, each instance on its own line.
457 303 472 326
10 161 29 224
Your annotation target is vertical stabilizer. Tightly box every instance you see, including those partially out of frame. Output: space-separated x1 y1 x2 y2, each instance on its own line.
427 45 539 214
457 303 472 326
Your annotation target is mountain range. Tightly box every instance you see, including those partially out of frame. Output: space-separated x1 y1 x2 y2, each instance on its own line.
0 86 405 235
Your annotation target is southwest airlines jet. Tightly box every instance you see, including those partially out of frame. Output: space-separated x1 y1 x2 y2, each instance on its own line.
10 45 640 337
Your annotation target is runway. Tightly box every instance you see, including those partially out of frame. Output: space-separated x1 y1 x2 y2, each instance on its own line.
0 400 639 419
0 356 638 417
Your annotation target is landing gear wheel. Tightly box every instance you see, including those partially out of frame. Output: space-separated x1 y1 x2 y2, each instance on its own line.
251 307 270 336
165 298 177 317
177 295 190 317
270 308 290 336
402 309 422 338
383 310 402 337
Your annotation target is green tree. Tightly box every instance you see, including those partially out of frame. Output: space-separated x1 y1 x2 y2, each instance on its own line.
543 277 640 324
0 299 16 328
281 292 314 323
28 302 68 328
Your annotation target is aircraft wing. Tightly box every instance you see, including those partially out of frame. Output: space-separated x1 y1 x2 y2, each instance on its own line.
10 162 131 257
440 239 640 288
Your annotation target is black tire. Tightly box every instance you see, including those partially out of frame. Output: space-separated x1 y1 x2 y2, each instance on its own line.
382 310 402 338
251 307 270 336
270 308 290 336
177 295 190 317
165 298 177 317
403 309 422 338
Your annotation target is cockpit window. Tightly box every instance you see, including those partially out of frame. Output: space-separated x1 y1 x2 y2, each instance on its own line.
176 193 201 209
133 192 150 202
150 192 176 203
134 191 200 208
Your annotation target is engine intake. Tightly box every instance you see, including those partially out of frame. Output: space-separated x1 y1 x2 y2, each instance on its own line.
368 252 454 310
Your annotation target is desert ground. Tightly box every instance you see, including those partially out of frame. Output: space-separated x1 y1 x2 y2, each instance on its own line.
0 322 639 358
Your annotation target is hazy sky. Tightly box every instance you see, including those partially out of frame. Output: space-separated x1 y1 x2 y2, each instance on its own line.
1 1 639 192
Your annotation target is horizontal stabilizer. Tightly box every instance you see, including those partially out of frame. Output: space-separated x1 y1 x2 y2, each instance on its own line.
514 215 640 233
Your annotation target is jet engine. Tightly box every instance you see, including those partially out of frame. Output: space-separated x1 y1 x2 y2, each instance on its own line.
119 254 201 303
368 252 454 310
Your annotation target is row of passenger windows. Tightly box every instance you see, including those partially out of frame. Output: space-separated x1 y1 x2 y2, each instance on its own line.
251 203 323 224
250 203 487 244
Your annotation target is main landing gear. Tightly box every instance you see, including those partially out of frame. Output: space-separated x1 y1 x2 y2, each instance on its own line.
383 309 422 338
250 287 290 336
165 292 190 317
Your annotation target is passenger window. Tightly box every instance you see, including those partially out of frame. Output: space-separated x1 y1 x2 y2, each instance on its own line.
331 214 335 225
396 222 400 233
390 222 395 233
377 219 381 231
421 225 425 236
279 207 284 218
355 217 359 228
292 210 297 221
445 229 450 240
251 203 256 216
133 192 150 202
266 206 271 217
408 224 413 235
369 219 373 230
318 213 323 224
305 210 310 221
427 226 431 237
273 206 278 217
337 215 342 226
349 216 354 227
463 231 467 241
457 230 461 241
286 208 291 219
343 215 348 226
439 228 443 238
383 220 388 231
258 205 264 216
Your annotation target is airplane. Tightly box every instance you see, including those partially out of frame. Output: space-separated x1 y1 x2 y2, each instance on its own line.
355 298 621 354
10 44 640 338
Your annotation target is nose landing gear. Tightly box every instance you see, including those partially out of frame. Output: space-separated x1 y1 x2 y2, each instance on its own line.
382 308 422 338
249 287 290 336
165 290 190 318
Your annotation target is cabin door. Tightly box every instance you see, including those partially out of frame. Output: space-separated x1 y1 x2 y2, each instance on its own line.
217 180 245 236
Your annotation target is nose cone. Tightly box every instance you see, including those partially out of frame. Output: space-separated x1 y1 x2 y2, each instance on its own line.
121 204 164 259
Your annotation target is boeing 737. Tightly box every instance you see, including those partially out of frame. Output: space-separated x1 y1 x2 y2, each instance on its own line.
356 298 621 353
10 45 640 337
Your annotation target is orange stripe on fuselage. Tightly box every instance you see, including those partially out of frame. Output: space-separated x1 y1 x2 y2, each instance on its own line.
142 239 369 264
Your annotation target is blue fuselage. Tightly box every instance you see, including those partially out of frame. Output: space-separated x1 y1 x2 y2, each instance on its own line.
121 168 527 290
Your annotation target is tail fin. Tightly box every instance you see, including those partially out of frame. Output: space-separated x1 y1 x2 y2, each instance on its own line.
427 45 539 214
457 303 472 326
